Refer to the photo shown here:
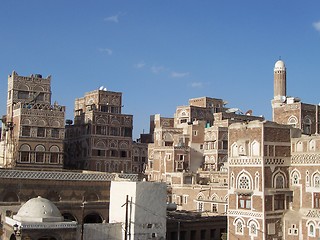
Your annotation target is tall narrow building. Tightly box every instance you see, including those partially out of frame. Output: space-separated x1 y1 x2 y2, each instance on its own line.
64 88 138 173
0 71 65 169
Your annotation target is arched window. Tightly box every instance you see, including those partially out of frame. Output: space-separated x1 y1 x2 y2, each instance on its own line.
96 162 101 171
3 192 19 202
251 140 260 156
288 116 298 128
249 222 258 236
304 117 312 135
83 213 103 223
291 170 300 185
275 174 285 189
296 141 303 152
307 221 316 237
231 143 238 157
234 219 244 235
255 172 259 190
230 172 235 188
313 173 320 188
19 144 31 162
49 145 60 163
237 174 251 190
309 139 316 151
211 194 218 213
197 194 205 212
35 145 45 163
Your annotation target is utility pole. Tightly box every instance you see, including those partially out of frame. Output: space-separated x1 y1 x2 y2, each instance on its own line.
124 195 129 240
128 197 133 240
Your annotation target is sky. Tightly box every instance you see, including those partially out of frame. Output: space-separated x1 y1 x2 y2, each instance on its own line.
0 1 320 139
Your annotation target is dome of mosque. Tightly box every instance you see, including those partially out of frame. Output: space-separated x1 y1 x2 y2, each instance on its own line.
13 196 63 222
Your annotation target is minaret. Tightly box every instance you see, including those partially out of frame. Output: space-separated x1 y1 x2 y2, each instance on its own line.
273 60 286 101
271 60 287 122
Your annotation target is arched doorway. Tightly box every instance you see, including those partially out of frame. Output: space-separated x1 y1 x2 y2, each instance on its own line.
62 212 77 222
83 213 103 223
3 192 19 202
9 234 16 240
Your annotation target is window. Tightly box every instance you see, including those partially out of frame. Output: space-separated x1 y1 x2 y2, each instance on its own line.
314 174 320 187
96 126 107 135
235 220 244 235
21 126 31 137
249 222 258 236
123 127 132 137
35 145 45 163
238 175 250 189
238 194 251 209
120 151 127 158
292 171 299 185
18 91 29 99
275 174 285 189
110 127 119 136
197 196 204 212
20 144 30 162
222 140 228 150
211 203 217 213
180 119 187 123
288 224 298 235
288 116 298 128
100 105 108 112
304 117 312 135
37 127 45 137
193 130 198 136
200 230 206 240
110 150 118 157
50 146 60 163
92 149 105 157
314 193 320 208
51 128 60 138
182 195 188 204
179 155 184 161
308 222 315 237
274 194 285 210
20 152 30 162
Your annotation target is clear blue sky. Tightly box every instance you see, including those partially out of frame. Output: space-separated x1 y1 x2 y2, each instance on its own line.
1 1 320 139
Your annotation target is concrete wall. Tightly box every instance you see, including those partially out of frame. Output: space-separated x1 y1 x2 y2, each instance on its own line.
84 223 122 240
109 181 166 240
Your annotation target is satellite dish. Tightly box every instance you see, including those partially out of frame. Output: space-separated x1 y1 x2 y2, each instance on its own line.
103 87 107 91
223 100 228 105
294 97 301 102
99 86 104 90
226 108 239 113
280 96 286 103
245 110 253 116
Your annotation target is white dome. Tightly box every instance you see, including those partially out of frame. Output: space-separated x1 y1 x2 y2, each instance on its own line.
274 60 286 71
13 196 63 222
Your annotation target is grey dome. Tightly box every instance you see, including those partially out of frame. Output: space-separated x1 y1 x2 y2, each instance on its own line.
13 196 63 222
